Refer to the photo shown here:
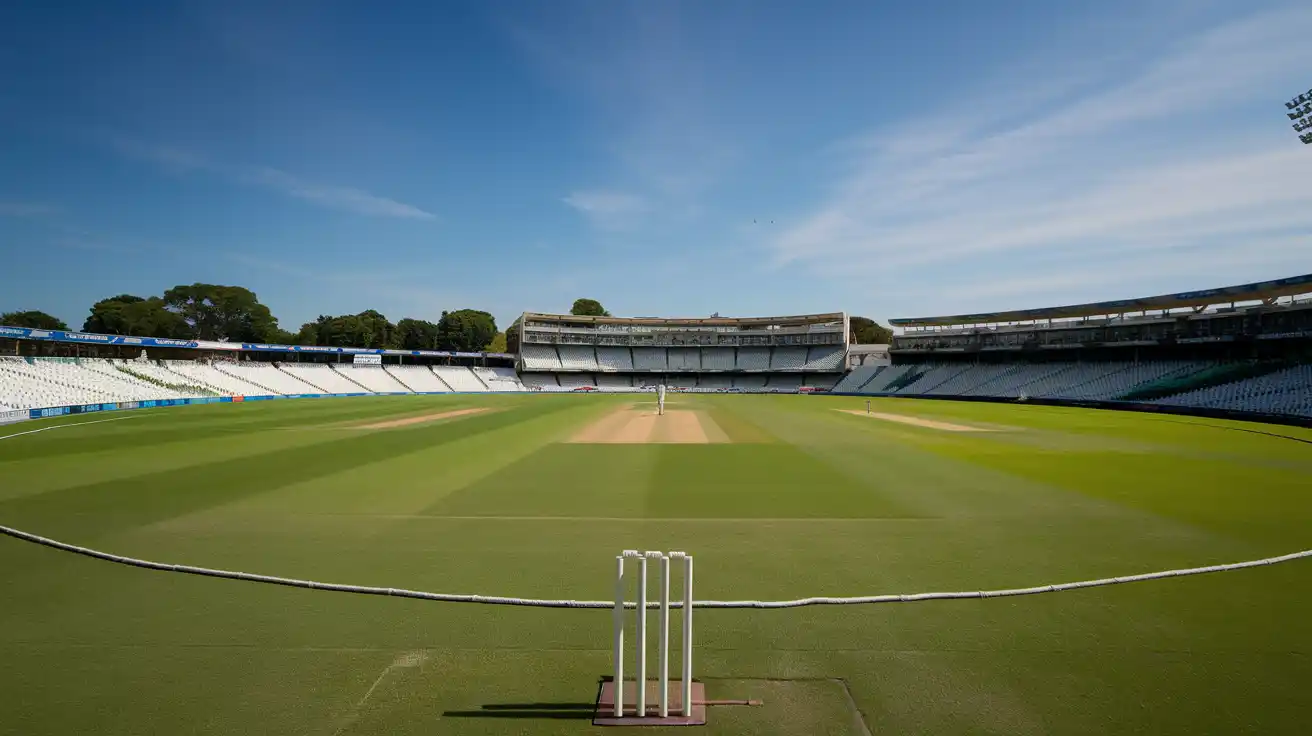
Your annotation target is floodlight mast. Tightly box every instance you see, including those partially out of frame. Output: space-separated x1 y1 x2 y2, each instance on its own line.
1285 86 1312 144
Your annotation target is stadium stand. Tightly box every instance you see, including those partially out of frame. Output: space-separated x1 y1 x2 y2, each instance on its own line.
521 374 559 389
700 348 735 371
596 374 633 389
632 347 668 371
214 362 321 395
521 345 562 371
557 345 600 371
697 375 732 388
386 365 451 392
666 347 702 371
736 347 771 370
831 365 882 393
278 364 364 394
165 360 271 396
804 346 846 371
333 365 411 393
734 375 767 388
596 347 634 372
770 347 807 370
433 366 486 392
557 374 596 389
1154 363 1312 415
767 374 804 389
472 366 525 391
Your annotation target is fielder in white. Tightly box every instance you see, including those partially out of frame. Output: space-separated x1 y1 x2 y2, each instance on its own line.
657 384 666 416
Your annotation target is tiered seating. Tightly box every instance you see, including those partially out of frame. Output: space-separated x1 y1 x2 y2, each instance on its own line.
472 366 525 391
700 348 735 370
215 362 321 395
521 374 559 389
736 348 770 370
896 364 973 394
0 358 185 409
803 346 845 371
770 347 807 370
697 375 732 388
596 347 634 371
855 364 913 393
433 366 486 392
556 346 599 371
632 347 668 371
925 364 1016 396
166 360 270 396
521 345 562 371
734 375 767 388
80 359 212 399
596 374 633 389
804 375 838 389
832 366 882 393
666 347 701 371
767 374 803 389
386 366 451 392
334 365 410 393
114 360 217 395
557 374 595 389
980 364 1081 398
1155 364 1312 416
278 364 364 393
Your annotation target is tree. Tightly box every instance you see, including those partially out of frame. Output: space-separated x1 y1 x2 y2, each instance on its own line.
84 295 189 338
0 310 68 330
436 309 497 352
505 316 522 354
310 310 398 349
570 298 610 317
162 283 281 342
396 318 441 351
485 332 507 353
850 316 893 345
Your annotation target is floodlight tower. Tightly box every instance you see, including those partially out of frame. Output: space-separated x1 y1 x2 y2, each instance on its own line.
1286 85 1312 144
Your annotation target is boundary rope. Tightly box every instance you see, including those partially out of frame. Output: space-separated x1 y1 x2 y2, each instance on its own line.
2 524 1308 609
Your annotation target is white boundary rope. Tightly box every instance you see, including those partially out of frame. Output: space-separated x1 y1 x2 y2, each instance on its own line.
0 416 139 442
3 524 1309 608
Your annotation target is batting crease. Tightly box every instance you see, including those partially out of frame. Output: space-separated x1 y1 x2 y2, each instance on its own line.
2 523 1308 609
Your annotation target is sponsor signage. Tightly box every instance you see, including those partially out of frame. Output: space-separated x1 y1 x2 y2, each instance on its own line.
353 354 383 366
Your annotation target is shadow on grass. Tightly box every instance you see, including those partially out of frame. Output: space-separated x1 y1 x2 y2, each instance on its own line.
441 703 596 720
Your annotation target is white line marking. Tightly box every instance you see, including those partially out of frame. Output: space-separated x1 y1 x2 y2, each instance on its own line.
332 650 428 735
0 416 139 442
302 514 937 522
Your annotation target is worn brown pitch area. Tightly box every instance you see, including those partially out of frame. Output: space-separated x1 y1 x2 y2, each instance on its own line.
352 407 490 430
836 409 996 432
594 680 708 726
567 407 728 444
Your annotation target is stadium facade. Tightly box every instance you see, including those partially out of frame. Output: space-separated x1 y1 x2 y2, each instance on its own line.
2 275 1311 425
516 311 849 392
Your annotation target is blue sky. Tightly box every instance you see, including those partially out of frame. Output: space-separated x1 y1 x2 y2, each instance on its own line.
1 0 1310 333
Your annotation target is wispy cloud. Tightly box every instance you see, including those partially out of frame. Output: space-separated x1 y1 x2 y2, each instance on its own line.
772 5 1312 315
0 201 60 217
113 139 435 220
510 5 737 229
562 190 649 231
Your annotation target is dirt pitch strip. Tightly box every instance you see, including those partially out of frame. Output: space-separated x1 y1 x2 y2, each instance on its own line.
353 407 490 430
837 409 996 432
569 406 728 444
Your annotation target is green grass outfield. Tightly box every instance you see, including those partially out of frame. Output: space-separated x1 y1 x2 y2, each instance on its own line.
1 393 1310 735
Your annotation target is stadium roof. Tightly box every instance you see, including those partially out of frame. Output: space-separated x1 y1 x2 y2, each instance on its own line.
889 274 1312 328
522 311 845 327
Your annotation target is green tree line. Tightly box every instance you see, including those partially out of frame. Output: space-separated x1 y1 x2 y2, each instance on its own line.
1 284 506 353
4 292 891 351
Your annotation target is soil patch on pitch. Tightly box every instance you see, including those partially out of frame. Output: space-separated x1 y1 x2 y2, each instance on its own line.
354 407 490 430
836 409 997 432
568 406 725 444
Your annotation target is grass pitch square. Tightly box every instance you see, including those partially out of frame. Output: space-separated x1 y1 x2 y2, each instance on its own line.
1 394 1310 735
